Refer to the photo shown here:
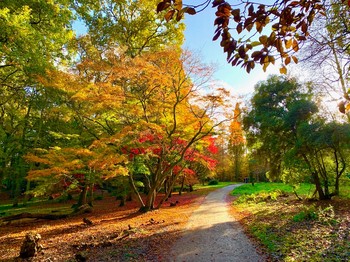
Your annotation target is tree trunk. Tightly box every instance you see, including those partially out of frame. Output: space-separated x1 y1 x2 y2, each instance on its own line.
157 176 177 209
334 176 340 196
0 212 69 222
164 178 168 195
302 153 327 200
12 167 23 207
76 184 88 208
129 174 145 208
23 180 31 206
140 187 156 212
88 184 94 206
179 175 185 196
312 172 327 200
119 195 126 207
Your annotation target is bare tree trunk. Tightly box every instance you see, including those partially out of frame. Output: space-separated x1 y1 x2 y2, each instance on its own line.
140 188 156 212
157 176 177 209
76 184 88 208
129 174 145 208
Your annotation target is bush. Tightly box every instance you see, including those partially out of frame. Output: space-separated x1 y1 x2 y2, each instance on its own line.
208 179 219 185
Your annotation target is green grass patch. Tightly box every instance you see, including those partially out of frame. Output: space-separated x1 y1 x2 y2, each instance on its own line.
231 182 315 197
0 198 73 218
190 182 236 195
194 181 236 190
233 186 350 261
250 223 279 252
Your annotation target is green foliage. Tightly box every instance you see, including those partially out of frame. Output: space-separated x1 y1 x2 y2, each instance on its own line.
244 75 316 182
74 0 184 56
292 205 318 222
244 75 350 200
208 179 219 185
292 205 338 225
235 189 287 204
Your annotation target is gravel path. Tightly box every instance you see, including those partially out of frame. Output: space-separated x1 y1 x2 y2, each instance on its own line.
168 184 265 262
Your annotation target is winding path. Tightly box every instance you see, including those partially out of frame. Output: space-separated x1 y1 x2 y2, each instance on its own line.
168 184 265 262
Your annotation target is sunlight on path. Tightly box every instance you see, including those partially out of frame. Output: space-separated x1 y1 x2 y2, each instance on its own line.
169 184 265 262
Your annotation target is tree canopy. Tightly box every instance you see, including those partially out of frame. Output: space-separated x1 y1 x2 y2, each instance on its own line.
157 0 350 74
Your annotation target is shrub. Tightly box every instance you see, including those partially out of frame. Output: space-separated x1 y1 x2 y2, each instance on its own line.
208 179 219 185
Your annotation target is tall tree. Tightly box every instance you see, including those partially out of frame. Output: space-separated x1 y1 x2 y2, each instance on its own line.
284 107 350 199
244 75 311 181
228 102 245 181
0 0 75 203
74 0 184 57
245 75 350 199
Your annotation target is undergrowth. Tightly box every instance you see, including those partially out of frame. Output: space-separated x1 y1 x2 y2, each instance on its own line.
232 183 350 261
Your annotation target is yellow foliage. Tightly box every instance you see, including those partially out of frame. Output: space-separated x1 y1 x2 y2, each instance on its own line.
24 153 52 165
27 167 68 180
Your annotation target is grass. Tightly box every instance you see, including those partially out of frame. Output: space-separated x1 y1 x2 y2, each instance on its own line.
0 197 74 218
230 182 350 261
194 181 236 190
231 182 315 197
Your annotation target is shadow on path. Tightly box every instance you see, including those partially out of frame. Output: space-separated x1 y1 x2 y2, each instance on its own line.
168 184 265 262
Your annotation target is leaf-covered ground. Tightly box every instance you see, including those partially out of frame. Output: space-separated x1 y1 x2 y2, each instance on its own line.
3 185 348 262
0 192 207 261
229 194 350 262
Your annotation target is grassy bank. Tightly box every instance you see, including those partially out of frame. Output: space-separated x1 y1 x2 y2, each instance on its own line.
231 183 350 261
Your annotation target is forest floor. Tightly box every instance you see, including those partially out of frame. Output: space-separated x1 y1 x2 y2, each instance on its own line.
230 193 350 261
1 185 349 262
0 189 216 262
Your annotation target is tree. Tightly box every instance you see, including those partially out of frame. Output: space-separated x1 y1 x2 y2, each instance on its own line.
111 50 229 212
156 0 348 73
73 0 184 57
0 0 75 204
245 75 350 199
244 75 311 181
25 145 128 209
285 118 350 199
228 102 245 181
41 48 230 212
0 0 74 88
299 0 350 117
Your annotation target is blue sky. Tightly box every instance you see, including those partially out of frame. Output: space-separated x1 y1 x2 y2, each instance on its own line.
183 4 280 97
